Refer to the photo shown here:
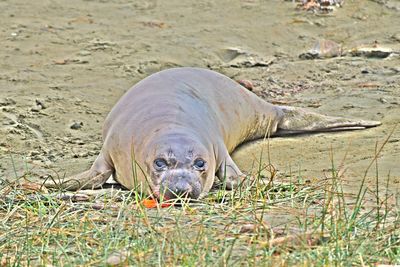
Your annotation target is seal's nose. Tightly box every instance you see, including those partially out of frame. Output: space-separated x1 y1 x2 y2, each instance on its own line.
170 180 192 198
161 179 192 199
178 180 192 191
160 170 200 199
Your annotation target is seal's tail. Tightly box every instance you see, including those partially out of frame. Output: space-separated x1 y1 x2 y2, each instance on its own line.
275 106 381 136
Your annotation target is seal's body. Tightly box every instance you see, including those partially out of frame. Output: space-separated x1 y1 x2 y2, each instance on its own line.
49 68 380 199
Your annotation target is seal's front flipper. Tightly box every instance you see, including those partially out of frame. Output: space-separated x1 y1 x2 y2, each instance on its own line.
275 106 381 136
45 169 113 190
45 154 113 190
217 155 246 190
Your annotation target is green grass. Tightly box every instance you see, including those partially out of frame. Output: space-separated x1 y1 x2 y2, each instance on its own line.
1 134 399 266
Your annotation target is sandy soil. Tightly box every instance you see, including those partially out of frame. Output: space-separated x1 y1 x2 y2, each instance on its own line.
1 0 399 196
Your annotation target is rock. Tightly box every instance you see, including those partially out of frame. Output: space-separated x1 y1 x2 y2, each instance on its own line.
35 99 46 109
391 33 400 42
78 50 91 56
29 150 40 156
361 69 370 74
219 47 274 68
379 98 388 104
92 203 120 210
70 122 83 130
307 102 322 108
76 151 89 158
106 250 128 266
54 59 67 65
59 193 90 202
239 224 258 233
236 79 254 91
346 44 395 58
0 98 16 106
299 39 342 59
352 11 368 21
2 117 15 126
92 203 106 210
70 58 89 64
343 104 355 109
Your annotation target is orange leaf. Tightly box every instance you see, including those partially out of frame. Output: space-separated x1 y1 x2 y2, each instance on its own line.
142 199 158 208
142 198 173 209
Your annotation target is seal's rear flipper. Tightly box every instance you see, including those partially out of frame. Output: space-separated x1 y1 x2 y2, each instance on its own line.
275 106 381 136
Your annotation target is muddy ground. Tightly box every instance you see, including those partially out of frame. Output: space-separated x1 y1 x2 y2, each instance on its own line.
1 0 399 198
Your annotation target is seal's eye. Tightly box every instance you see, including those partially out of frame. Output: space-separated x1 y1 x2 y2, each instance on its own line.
154 158 168 170
193 159 206 170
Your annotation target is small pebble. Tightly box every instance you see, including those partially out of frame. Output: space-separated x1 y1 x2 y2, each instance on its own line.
106 251 128 266
92 203 106 210
60 193 90 202
78 50 91 56
379 98 388 104
29 150 40 156
78 152 89 158
343 104 355 109
236 79 254 91
70 121 83 130
35 99 46 109
361 69 369 74
391 33 400 42
240 224 257 233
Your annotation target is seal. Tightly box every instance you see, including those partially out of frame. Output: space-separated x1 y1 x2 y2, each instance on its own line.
47 67 380 199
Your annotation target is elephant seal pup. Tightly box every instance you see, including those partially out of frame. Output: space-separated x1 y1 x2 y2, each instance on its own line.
47 67 380 199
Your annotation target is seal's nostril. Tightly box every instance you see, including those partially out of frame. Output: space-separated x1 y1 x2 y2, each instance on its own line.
176 185 190 193
172 181 192 197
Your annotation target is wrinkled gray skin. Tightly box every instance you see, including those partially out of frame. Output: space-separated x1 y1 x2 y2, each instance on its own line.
46 67 380 199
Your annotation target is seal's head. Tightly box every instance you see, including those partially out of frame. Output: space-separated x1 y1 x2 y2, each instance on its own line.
145 134 215 199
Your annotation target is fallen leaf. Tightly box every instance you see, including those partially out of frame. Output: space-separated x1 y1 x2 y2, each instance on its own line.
142 198 173 208
142 198 157 208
